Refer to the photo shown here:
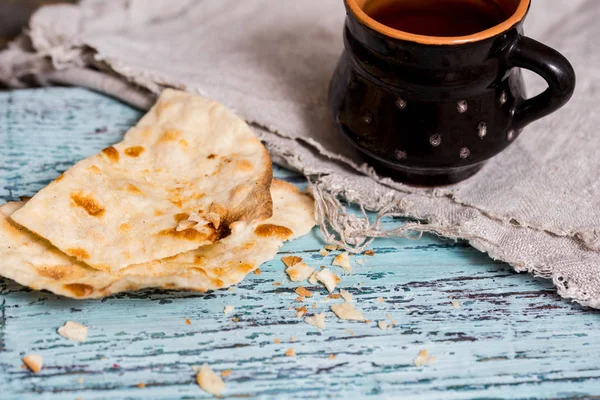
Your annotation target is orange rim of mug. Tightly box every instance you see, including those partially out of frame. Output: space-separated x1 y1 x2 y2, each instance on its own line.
345 0 531 45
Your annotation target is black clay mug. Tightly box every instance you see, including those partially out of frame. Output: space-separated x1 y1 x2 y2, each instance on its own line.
329 0 576 185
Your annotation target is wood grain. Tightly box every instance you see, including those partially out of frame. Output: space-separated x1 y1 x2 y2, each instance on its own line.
1 88 599 399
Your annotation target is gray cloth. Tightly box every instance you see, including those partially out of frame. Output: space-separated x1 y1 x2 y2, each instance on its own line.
1 0 599 307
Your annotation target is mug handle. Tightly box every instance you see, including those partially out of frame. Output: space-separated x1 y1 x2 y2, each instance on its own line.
507 36 576 130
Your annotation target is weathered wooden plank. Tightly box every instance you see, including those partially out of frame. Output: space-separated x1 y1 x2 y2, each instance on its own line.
1 88 599 400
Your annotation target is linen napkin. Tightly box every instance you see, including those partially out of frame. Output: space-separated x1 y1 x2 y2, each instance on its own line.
1 0 599 307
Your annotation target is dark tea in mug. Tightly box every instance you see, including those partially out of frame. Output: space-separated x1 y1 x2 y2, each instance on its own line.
364 0 507 37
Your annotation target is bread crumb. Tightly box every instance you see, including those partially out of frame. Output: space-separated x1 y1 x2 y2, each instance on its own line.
329 354 336 360
228 287 234 292
221 369 232 377
274 338 281 344
378 321 389 331
254 268 261 275
376 297 386 303
286 262 315 282
356 258 366 266
312 302 317 309
224 305 235 314
340 289 353 303
305 313 326 329
296 306 308 317
196 364 226 396
273 282 282 286
308 271 319 284
414 349 436 366
136 382 146 388
282 256 303 267
295 286 312 298
291 336 296 342
325 245 338 251
294 296 304 302
326 294 342 300
319 248 329 256
185 318 191 325
57 321 88 343
332 252 352 273
78 377 84 384
232 317 239 323
451 300 461 309
364 250 375 256
331 302 365 321
285 348 296 357
22 354 43 373
315 269 341 293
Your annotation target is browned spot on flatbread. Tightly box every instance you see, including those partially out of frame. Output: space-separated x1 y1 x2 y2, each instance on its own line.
194 255 206 265
70 192 105 217
239 263 255 273
174 213 190 222
37 266 68 281
254 224 293 240
63 283 94 298
235 160 254 172
54 174 65 182
87 166 101 174
212 267 225 276
154 210 164 216
119 223 131 232
65 248 90 260
168 182 206 208
159 129 181 142
179 139 189 149
124 146 145 157
102 146 120 162
158 227 215 241
169 199 183 208
207 154 217 159
126 184 142 195
211 278 225 288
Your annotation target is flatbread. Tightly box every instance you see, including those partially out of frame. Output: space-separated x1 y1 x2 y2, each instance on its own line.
10 89 273 271
0 180 315 299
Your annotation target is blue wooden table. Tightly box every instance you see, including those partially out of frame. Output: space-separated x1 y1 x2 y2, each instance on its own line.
1 88 599 400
